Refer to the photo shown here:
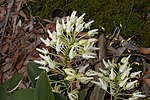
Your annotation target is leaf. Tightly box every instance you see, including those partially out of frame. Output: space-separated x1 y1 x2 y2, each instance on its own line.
140 48 150 54
7 89 34 100
0 73 23 100
53 92 69 100
2 43 9 53
34 71 55 100
16 48 33 70
7 73 23 92
0 6 6 22
144 79 150 87
78 89 87 100
26 61 42 87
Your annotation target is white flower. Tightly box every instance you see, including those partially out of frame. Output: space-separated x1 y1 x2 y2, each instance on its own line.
64 68 76 81
36 48 49 54
87 29 98 36
102 59 109 68
78 39 87 45
109 68 116 80
84 20 94 29
132 91 146 98
76 73 93 84
39 54 56 69
121 68 132 80
40 37 51 47
129 91 146 100
70 11 77 23
38 66 50 72
126 80 138 89
66 17 73 33
119 62 128 73
130 71 142 78
82 52 96 59
64 68 76 76
85 69 103 77
98 78 108 90
110 87 115 95
56 38 62 53
121 55 131 64
78 64 89 73
75 13 85 27
119 78 129 87
47 30 57 45
62 18 66 29
56 20 63 36
34 60 47 66
75 23 84 33
68 89 79 100
69 45 76 59
99 68 108 75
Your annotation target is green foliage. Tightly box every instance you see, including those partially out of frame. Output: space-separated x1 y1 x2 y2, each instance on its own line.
78 89 87 100
7 89 34 100
0 73 23 100
26 0 150 47
26 61 42 87
53 92 69 100
34 71 55 100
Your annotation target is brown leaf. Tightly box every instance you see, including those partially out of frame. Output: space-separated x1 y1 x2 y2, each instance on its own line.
18 10 28 21
45 23 56 31
12 50 21 66
2 43 9 53
16 48 34 70
0 6 6 22
144 79 150 87
140 48 150 54
0 0 5 4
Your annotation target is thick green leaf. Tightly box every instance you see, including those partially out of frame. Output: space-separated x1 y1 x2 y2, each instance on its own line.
53 92 69 100
34 71 55 100
0 73 23 100
26 61 42 87
7 73 23 92
7 89 34 100
78 89 87 100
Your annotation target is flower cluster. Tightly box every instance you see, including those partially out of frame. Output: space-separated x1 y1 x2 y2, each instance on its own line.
86 55 146 100
34 11 98 100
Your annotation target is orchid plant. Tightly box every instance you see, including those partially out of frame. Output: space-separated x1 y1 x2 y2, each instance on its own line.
86 55 146 100
34 11 98 100
34 11 146 100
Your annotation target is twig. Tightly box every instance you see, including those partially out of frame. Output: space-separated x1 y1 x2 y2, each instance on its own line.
0 0 15 44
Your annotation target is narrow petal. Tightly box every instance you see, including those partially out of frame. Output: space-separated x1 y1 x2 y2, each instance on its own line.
130 71 142 78
119 78 129 87
126 80 138 89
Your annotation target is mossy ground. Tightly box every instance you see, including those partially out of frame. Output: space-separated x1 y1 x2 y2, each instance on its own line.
27 0 150 47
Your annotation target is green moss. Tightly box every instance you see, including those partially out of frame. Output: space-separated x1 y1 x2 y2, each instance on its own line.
26 0 150 47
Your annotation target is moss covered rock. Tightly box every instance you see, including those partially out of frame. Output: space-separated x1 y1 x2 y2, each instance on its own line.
27 0 150 47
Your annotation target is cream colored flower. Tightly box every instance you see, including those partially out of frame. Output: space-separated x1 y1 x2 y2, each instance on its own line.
119 78 129 87
121 68 132 80
130 71 142 78
40 37 51 47
126 80 138 89
69 45 76 60
109 68 116 80
36 48 49 55
121 55 131 64
84 20 94 29
85 69 103 77
68 89 79 100
87 29 98 36
56 20 63 36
